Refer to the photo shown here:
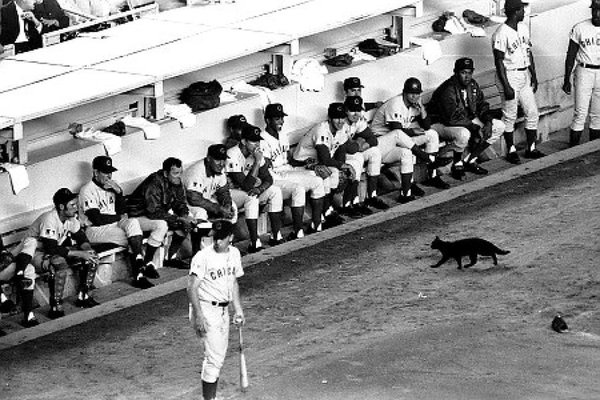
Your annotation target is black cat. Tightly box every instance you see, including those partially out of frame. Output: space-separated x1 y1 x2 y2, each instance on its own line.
430 236 510 269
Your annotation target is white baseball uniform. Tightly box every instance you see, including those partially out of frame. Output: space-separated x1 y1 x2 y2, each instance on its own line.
569 19 600 130
492 22 539 132
342 116 382 178
371 95 439 173
226 145 282 220
79 180 167 248
184 160 238 223
189 244 243 383
261 131 326 202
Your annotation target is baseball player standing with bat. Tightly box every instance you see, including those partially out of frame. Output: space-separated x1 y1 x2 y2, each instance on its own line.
563 0 600 147
492 0 544 165
187 219 245 400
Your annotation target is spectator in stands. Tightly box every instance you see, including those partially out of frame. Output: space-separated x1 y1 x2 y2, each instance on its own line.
127 157 196 269
428 57 505 179
371 77 450 203
225 114 247 150
343 77 383 112
292 103 358 226
261 103 325 238
79 156 165 290
184 144 237 254
32 0 69 34
24 188 100 319
226 124 285 253
0 0 43 53
343 96 389 212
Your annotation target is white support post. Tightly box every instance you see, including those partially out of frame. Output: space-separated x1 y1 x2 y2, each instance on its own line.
126 81 164 120
265 38 298 77
388 1 423 49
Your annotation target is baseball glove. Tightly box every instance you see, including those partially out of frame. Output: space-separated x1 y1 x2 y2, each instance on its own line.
313 164 332 179
0 250 14 273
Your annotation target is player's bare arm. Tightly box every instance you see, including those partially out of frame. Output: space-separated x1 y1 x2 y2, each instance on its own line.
493 49 514 100
187 273 207 337
563 40 579 94
231 278 244 325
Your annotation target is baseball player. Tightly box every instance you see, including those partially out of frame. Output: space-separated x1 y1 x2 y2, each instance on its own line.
261 103 326 237
127 158 196 269
563 0 600 146
184 144 237 254
292 103 359 223
343 96 389 212
226 124 284 253
492 0 544 164
371 77 450 203
187 219 244 400
343 77 383 112
79 156 165 290
224 114 247 150
428 57 505 179
27 188 100 318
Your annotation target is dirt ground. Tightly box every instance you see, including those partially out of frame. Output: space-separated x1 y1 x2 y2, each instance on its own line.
1 151 600 400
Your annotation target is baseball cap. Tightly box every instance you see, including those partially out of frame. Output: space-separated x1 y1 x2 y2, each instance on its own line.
344 96 364 112
227 115 247 130
92 155 117 173
328 103 346 119
591 0 600 8
403 77 423 94
211 219 234 240
504 0 528 11
264 103 287 119
241 124 263 142
53 188 78 206
343 77 364 90
207 144 229 160
454 57 475 72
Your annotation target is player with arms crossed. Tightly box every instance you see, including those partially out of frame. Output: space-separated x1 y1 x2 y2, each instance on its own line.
187 220 245 400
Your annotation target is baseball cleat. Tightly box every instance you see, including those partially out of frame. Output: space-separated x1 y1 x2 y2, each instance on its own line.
524 149 545 159
75 296 99 308
464 162 488 175
132 276 154 289
450 165 466 180
423 176 450 190
506 152 521 164
247 243 264 254
357 203 373 215
21 317 40 328
164 259 187 269
397 194 416 204
143 263 160 279
365 197 389 210
411 183 425 197
0 299 17 314
48 308 65 319
268 237 285 246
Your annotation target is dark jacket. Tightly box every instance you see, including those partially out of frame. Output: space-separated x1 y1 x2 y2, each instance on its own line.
127 170 189 227
0 0 42 49
427 75 491 127
33 0 69 34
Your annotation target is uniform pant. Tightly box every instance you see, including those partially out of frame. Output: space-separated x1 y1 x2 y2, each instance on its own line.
189 202 239 224
4 237 38 290
376 129 440 173
191 302 230 383
431 118 505 149
231 186 283 220
85 217 143 247
347 146 382 177
572 65 600 131
497 69 539 132
273 167 326 199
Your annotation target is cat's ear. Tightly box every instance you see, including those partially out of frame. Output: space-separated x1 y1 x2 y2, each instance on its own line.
435 236 439 240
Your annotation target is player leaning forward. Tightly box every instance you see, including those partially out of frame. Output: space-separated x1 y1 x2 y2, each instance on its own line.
492 0 544 164
187 219 245 400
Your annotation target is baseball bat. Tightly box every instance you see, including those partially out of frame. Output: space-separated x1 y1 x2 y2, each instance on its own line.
238 324 249 392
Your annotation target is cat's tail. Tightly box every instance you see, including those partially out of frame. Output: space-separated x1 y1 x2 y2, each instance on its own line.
495 247 510 255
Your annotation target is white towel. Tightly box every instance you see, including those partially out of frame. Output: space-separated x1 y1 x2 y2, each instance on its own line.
409 37 443 65
1 163 29 195
122 116 161 140
164 104 196 129
230 81 274 107
290 58 328 92
75 128 122 155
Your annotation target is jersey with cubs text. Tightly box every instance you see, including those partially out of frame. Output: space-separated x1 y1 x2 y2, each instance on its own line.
293 121 350 162
343 115 369 139
78 180 116 227
189 245 243 303
28 209 81 246
184 159 228 202
370 95 421 136
492 22 532 70
570 19 600 65
260 131 290 174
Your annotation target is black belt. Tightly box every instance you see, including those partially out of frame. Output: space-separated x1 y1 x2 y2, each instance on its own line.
210 301 229 307
580 63 600 69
